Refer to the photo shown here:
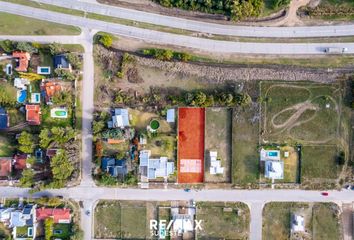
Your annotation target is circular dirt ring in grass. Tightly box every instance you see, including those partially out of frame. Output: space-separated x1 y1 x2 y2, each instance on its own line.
150 119 160 130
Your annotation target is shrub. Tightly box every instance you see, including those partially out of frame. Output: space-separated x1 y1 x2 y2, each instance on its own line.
98 33 113 48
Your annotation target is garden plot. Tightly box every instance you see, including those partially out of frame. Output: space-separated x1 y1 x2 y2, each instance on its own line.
204 108 232 183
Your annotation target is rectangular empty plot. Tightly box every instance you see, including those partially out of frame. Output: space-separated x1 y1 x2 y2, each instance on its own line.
178 108 205 183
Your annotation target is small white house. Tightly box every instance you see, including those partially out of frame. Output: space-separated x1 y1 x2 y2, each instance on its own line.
166 109 175 123
108 108 130 128
14 78 29 90
265 160 284 179
209 151 224 175
291 214 305 232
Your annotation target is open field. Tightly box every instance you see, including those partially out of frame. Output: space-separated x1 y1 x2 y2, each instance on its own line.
232 106 259 185
204 108 232 183
301 145 339 181
120 202 147 239
196 201 250 239
94 201 122 238
280 146 299 183
178 108 205 183
263 202 342 240
261 82 341 144
0 12 80 35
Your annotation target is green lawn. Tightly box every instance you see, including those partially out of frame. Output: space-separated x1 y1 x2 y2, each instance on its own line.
204 108 232 183
301 145 339 181
53 223 71 239
0 12 81 35
196 202 250 239
232 107 259 185
120 204 147 239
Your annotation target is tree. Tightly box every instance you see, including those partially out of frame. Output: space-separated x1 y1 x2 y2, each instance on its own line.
44 218 54 240
0 84 16 106
52 91 73 105
0 39 14 53
19 169 35 187
49 42 64 55
51 127 75 144
100 174 117 186
26 156 36 166
54 68 76 81
66 53 82 69
39 129 52 149
70 224 84 240
50 150 74 183
19 72 43 81
98 33 113 48
16 42 38 54
236 93 252 106
191 91 207 106
18 131 34 154
93 120 105 135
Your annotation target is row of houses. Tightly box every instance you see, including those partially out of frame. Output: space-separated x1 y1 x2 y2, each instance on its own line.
0 204 71 240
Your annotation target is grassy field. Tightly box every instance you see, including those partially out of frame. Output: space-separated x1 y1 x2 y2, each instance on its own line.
204 108 232 183
0 135 15 157
232 107 259 185
280 146 299 183
301 145 339 181
196 202 250 239
261 82 340 144
94 201 122 238
263 202 341 240
0 12 81 35
312 203 341 240
94 200 149 239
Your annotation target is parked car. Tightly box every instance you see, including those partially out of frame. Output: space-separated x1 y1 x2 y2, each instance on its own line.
321 192 329 196
85 210 90 216
184 188 191 192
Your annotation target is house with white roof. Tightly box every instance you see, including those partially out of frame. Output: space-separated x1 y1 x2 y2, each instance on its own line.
209 151 224 175
291 214 305 233
139 150 174 181
14 78 29 90
166 109 175 123
9 204 37 240
265 160 284 179
108 108 130 129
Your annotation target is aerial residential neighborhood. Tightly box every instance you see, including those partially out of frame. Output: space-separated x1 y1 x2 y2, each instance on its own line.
0 0 353 239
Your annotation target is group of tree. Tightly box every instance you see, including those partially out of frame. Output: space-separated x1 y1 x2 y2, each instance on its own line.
142 48 192 61
39 127 76 149
50 150 75 187
101 128 135 140
153 0 264 21
169 90 252 107
54 68 76 81
18 131 35 154
52 91 73 105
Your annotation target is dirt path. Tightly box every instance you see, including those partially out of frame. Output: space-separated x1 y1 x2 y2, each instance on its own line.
271 101 317 129
270 0 312 26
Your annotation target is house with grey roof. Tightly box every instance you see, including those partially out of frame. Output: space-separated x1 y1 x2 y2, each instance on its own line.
139 150 174 181
108 108 130 129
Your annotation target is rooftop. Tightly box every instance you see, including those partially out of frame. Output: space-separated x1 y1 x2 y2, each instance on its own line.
12 51 31 72
25 105 41 125
0 107 9 129
36 208 71 224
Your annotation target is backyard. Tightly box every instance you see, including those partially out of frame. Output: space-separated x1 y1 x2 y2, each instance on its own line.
204 108 232 183
0 135 15 157
263 202 342 240
196 201 250 239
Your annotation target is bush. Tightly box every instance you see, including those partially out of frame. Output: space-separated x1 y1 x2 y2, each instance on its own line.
0 39 14 53
49 43 64 55
98 33 113 48
16 42 38 54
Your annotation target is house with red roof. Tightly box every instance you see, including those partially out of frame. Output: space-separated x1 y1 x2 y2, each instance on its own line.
41 81 63 105
25 105 41 125
36 208 71 224
12 51 31 72
13 154 27 170
0 158 12 179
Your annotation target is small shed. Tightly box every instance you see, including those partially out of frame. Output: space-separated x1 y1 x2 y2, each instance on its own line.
166 109 175 123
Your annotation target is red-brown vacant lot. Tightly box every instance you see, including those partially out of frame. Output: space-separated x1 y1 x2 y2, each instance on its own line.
178 107 205 183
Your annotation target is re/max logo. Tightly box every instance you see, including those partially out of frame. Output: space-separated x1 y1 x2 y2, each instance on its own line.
149 219 203 231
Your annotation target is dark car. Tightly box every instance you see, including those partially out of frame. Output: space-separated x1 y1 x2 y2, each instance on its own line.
321 192 329 196
184 188 191 192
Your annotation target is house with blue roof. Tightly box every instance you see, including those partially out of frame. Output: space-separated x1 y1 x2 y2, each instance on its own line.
101 157 127 178
0 107 9 129
53 54 72 72
139 150 174 181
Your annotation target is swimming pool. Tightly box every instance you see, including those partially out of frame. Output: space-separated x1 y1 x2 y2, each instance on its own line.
37 66 51 75
50 108 68 118
17 90 27 103
268 151 278 157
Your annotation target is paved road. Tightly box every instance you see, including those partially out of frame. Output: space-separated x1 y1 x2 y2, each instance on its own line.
36 0 354 38
1 2 354 54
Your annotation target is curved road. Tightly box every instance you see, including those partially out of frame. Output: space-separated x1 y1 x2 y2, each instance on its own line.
1 2 354 55
36 0 354 38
